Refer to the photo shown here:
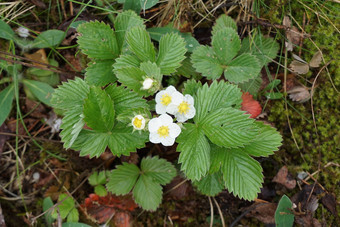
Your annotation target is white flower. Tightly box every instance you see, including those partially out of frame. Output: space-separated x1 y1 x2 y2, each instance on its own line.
131 115 146 130
167 94 196 122
142 78 154 90
148 114 181 146
155 86 183 114
16 27 29 38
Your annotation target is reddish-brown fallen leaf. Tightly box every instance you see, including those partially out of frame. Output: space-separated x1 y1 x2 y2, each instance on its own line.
245 202 277 224
241 92 262 118
272 166 296 189
114 212 133 227
81 193 137 224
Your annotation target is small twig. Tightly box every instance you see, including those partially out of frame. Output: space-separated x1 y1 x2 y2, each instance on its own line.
208 197 214 227
212 197 225 227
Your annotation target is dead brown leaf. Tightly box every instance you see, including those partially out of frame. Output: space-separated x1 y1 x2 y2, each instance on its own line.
245 202 277 224
287 86 310 103
320 193 337 217
272 166 296 189
24 49 48 68
309 51 323 68
290 60 309 74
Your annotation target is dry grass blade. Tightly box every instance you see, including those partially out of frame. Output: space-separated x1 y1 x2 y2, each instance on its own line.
0 1 36 21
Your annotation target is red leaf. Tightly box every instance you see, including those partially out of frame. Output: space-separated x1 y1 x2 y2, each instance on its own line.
114 212 132 227
81 193 137 224
241 92 262 118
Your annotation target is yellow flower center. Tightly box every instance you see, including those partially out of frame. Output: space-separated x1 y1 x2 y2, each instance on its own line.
161 94 172 106
157 126 169 138
133 117 143 129
178 101 190 114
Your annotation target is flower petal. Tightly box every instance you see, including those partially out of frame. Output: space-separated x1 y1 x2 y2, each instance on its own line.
184 94 194 105
166 104 178 115
148 118 160 132
158 114 173 126
185 106 196 119
155 90 165 104
176 114 188 123
150 132 162 144
171 91 184 105
156 103 167 114
165 85 176 94
169 123 181 138
161 136 175 146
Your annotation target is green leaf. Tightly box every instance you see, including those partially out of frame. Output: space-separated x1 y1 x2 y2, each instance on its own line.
77 21 119 59
140 0 159 10
123 0 141 13
51 77 90 110
175 56 200 78
243 121 282 157
105 84 149 117
194 81 243 122
33 30 65 48
59 108 85 148
211 147 263 200
156 32 186 74
140 61 162 81
114 11 145 51
114 66 149 96
191 45 223 79
43 197 55 227
113 54 141 70
73 131 109 158
212 28 240 65
88 171 107 186
264 79 281 91
141 156 176 185
107 162 140 195
0 84 14 126
83 87 115 132
201 108 258 148
22 79 54 106
224 53 261 84
52 194 75 219
94 185 108 196
85 60 117 86
275 195 294 227
265 92 283 100
238 76 262 96
183 79 202 96
0 20 15 40
133 174 162 211
126 26 155 62
148 26 199 52
212 15 237 35
66 208 79 223
239 34 279 66
62 223 92 227
193 172 224 196
177 123 210 181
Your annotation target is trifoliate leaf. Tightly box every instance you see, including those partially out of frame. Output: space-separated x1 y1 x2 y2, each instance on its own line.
85 60 117 86
51 77 90 110
105 84 149 118
238 76 262 96
133 175 162 211
275 195 295 227
239 34 279 66
52 194 76 219
59 108 85 148
224 53 261 84
243 121 282 157
183 79 202 96
107 163 140 195
177 123 210 181
156 32 186 75
212 15 237 36
191 45 223 79
114 10 145 51
194 81 243 122
77 21 119 59
140 61 162 81
83 87 115 132
193 171 224 196
212 28 240 65
0 84 14 126
126 26 155 62
113 54 141 70
201 108 257 148
141 156 176 185
211 147 263 200
114 66 150 96
22 79 54 106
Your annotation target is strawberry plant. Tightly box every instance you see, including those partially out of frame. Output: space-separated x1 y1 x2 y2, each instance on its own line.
50 11 282 211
